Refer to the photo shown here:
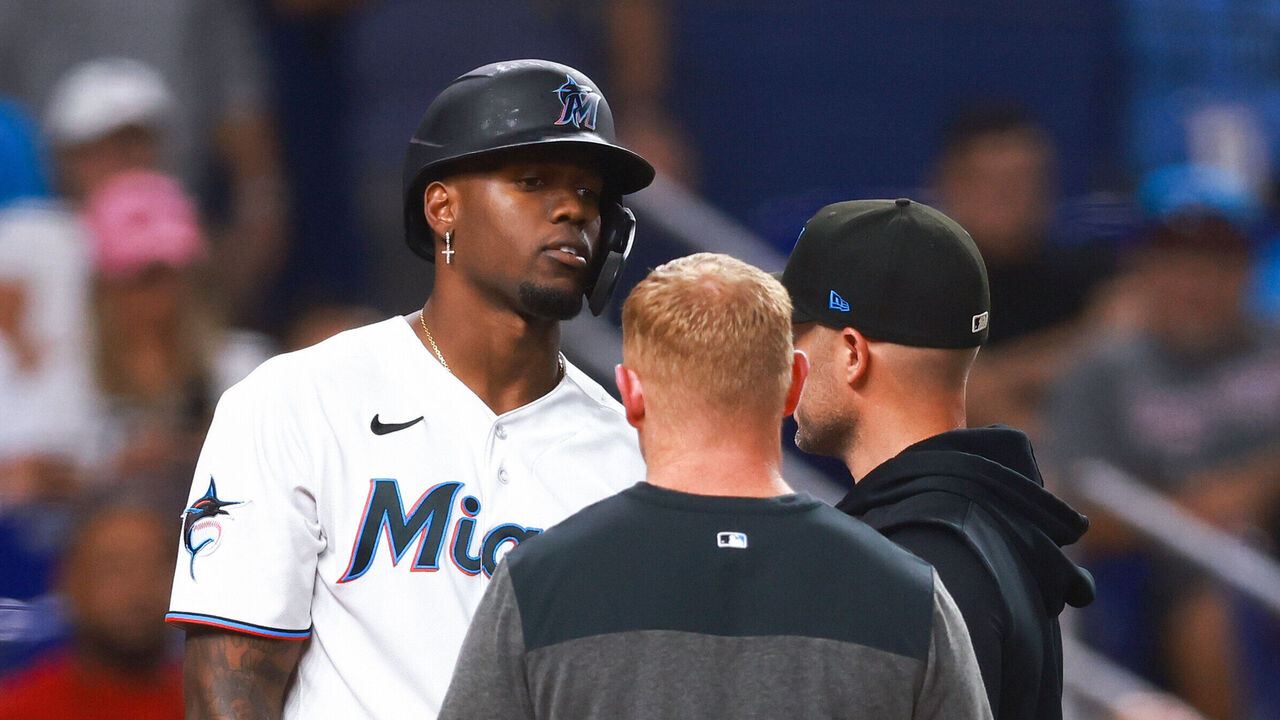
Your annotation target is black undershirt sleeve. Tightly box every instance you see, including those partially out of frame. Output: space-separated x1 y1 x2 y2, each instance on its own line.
885 524 1006 717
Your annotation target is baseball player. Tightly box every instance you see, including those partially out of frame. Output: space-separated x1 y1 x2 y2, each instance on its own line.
165 59 655 719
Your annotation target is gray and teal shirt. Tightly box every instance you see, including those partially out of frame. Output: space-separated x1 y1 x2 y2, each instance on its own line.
439 482 991 720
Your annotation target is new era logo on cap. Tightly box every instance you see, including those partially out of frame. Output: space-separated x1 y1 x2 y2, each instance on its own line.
829 290 850 312
972 311 989 334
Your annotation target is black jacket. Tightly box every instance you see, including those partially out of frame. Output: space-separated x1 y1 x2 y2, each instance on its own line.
836 425 1094 720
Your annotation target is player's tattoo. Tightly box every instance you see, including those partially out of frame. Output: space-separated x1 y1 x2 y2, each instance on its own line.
184 628 304 720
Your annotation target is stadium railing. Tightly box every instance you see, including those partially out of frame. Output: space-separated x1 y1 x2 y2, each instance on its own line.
1074 459 1280 619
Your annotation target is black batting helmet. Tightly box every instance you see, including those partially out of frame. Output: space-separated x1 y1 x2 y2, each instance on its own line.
402 59 655 261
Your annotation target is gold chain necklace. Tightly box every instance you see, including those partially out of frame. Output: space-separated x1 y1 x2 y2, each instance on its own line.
419 310 451 373
418 310 565 380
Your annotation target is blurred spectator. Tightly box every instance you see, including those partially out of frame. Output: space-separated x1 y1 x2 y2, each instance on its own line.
1047 212 1280 720
0 2 290 327
0 499 182 720
82 170 273 498
0 94 93 677
0 88 95 504
933 104 1124 439
1135 163 1280 330
2 60 179 506
43 58 174 203
0 56 259 686
1116 0 1280 348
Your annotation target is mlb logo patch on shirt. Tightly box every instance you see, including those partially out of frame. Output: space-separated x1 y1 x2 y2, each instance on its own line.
717 531 748 549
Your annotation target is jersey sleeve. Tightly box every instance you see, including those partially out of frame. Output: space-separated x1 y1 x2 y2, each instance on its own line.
166 362 324 639
438 562 535 719
914 571 994 720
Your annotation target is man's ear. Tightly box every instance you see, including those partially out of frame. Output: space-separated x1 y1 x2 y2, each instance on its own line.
783 349 809 417
841 327 871 388
423 180 456 246
614 364 645 428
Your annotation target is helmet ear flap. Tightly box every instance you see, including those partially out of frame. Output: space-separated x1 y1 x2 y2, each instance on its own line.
587 201 636 316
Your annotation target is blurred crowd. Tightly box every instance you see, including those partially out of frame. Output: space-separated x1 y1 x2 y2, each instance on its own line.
0 1 1278 719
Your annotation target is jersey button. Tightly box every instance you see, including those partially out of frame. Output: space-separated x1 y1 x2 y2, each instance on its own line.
498 467 510 484
495 425 507 440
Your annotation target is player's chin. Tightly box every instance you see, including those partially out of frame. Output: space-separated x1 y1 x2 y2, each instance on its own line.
793 419 836 458
517 281 584 321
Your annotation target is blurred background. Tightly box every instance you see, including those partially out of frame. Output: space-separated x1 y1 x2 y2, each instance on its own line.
0 1 1278 718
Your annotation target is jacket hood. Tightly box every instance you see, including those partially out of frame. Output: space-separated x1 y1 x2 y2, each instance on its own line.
837 425 1095 614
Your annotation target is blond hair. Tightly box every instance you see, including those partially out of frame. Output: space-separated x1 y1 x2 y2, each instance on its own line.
622 253 793 414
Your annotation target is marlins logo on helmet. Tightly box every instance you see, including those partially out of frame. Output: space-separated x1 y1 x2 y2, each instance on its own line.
553 75 599 130
182 477 242 579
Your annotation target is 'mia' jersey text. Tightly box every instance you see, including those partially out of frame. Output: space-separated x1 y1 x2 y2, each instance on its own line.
339 479 541 582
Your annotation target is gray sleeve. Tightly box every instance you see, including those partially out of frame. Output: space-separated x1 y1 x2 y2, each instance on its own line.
438 563 536 720
914 571 994 720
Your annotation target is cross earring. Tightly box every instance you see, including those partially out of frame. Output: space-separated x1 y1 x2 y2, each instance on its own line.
442 230 455 264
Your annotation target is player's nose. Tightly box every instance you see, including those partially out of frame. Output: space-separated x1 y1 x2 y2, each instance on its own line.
548 187 593 227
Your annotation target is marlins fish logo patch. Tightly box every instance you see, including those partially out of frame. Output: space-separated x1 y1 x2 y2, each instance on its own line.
182 477 243 579
553 75 599 130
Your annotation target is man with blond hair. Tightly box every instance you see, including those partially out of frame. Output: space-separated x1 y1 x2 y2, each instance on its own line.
438 253 991 720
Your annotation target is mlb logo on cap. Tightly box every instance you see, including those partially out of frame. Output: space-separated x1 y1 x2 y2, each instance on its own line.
717 532 748 549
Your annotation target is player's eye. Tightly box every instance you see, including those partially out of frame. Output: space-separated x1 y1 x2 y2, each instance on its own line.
576 187 600 203
516 176 544 190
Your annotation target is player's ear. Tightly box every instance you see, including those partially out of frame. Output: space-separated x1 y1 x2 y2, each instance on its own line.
841 327 871 388
614 364 645 428
423 180 456 241
784 349 809 417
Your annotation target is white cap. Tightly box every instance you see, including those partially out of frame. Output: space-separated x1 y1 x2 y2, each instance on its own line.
44 58 174 147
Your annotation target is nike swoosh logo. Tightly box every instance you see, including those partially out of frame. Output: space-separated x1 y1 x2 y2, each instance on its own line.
370 414 424 435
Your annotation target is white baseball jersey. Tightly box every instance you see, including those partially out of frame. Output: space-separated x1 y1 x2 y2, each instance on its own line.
166 317 643 718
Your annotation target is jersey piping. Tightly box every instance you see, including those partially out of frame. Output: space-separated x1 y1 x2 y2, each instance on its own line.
164 611 311 639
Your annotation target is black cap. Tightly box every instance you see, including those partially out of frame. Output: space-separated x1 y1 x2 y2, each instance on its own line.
780 198 990 348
